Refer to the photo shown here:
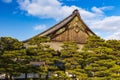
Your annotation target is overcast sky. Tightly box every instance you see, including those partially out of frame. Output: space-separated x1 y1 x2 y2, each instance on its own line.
0 0 120 40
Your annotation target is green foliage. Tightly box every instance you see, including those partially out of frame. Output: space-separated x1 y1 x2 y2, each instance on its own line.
83 36 120 78
27 36 50 46
106 40 120 51
0 36 120 80
83 36 105 51
50 71 71 80
25 36 57 79
59 42 88 79
0 37 23 51
0 37 27 80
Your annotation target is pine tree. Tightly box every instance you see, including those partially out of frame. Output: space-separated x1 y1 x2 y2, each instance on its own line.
26 36 56 79
0 37 27 80
83 36 120 79
59 42 87 79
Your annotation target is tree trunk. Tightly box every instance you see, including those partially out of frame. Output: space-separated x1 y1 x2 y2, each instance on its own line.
25 73 28 79
5 74 9 80
9 75 13 80
45 72 49 80
39 74 41 78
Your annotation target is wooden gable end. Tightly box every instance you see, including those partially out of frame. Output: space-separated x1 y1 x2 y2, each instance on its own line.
23 9 96 44
49 16 94 43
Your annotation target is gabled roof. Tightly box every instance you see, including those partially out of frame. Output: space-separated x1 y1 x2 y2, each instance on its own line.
38 9 95 36
24 9 95 42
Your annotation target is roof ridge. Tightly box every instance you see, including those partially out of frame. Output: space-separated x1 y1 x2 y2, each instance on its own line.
73 9 79 14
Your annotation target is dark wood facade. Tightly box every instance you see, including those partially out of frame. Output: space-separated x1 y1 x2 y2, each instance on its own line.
49 16 93 43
